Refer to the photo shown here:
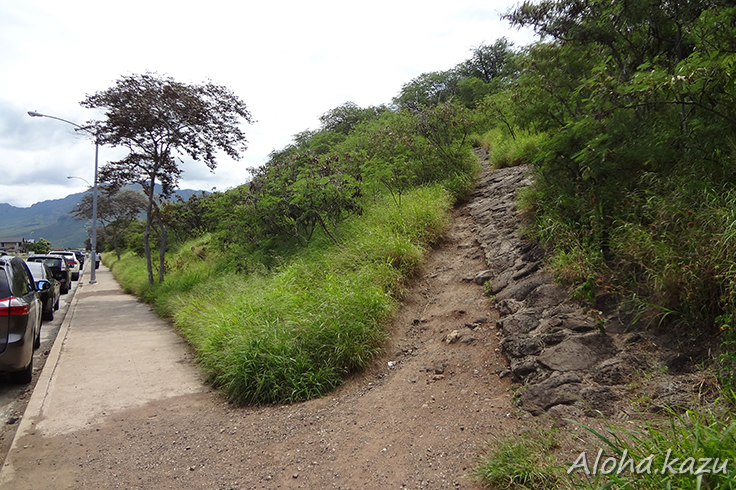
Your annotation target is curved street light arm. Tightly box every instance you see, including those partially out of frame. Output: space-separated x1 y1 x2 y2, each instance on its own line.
27 111 83 129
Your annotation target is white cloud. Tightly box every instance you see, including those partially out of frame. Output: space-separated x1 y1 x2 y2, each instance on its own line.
0 0 534 207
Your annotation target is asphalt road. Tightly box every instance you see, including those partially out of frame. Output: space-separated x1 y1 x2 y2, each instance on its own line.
0 261 86 458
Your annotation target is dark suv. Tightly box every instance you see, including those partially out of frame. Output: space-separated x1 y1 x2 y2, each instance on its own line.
26 254 72 294
71 250 85 269
0 256 42 383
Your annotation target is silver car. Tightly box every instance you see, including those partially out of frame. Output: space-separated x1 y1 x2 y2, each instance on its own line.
0 256 42 383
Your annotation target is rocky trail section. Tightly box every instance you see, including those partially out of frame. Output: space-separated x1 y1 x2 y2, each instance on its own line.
470 156 719 419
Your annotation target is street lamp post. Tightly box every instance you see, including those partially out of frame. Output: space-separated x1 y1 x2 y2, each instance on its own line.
28 111 99 284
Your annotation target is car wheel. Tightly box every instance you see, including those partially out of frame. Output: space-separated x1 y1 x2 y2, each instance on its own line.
61 284 69 294
54 297 60 310
72 272 79 281
43 306 54 322
10 358 33 384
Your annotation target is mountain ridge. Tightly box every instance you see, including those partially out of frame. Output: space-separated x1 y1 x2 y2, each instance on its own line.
0 186 204 248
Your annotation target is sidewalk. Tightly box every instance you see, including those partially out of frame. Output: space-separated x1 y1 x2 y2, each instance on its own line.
0 264 206 488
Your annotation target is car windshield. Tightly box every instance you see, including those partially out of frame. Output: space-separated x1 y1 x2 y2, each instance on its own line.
28 257 62 268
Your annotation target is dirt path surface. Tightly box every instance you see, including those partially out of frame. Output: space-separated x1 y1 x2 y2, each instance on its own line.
4 160 523 490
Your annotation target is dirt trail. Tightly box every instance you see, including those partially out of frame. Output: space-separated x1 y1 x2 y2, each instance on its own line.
6 158 523 490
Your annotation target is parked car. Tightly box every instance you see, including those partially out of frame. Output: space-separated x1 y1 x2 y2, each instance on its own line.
26 254 72 294
0 256 42 383
50 251 80 281
25 261 61 321
71 250 85 269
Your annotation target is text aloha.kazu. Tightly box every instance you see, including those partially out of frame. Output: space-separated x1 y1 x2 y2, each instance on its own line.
568 449 729 476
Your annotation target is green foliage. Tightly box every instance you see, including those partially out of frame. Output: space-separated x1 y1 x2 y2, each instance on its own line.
455 38 518 85
24 237 52 255
266 103 388 162
318 101 389 135
718 312 736 403
229 151 363 248
473 427 562 489
497 1 736 357
479 127 547 169
348 103 480 204
394 39 518 111
72 187 148 258
109 185 453 405
84 72 254 285
392 70 462 110
104 0 736 406
475 408 736 490
164 191 221 244
567 408 736 490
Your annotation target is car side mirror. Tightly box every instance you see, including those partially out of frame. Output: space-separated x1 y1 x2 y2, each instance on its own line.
36 280 51 291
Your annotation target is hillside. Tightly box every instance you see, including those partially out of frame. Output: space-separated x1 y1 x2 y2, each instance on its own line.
0 193 87 248
0 187 205 249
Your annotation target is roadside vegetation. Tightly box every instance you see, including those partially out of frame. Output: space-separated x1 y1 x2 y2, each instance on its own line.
473 407 736 490
104 98 480 404
89 0 736 485
110 185 454 404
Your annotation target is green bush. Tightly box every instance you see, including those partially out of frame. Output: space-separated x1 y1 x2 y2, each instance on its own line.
480 127 547 169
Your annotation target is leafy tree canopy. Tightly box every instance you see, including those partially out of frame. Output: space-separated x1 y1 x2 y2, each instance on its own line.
455 38 517 84
392 70 462 110
318 102 389 135
24 238 51 255
82 72 254 198
505 0 713 77
81 72 254 284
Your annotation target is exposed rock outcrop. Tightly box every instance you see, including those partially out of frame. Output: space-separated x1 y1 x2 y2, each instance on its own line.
468 157 718 417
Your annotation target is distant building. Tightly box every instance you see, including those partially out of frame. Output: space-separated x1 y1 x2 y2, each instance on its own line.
0 237 26 254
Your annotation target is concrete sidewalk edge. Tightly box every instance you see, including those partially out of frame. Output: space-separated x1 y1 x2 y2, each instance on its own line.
0 276 85 480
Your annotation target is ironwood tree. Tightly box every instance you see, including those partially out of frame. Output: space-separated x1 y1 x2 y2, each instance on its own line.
81 72 254 284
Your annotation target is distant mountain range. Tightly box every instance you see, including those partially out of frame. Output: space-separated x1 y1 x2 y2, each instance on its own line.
0 186 203 249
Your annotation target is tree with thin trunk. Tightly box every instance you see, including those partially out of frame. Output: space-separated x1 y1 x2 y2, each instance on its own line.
81 72 254 285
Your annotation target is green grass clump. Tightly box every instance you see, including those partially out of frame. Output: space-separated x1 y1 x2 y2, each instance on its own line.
567 408 736 490
108 185 452 405
473 407 736 490
479 127 547 169
473 427 562 489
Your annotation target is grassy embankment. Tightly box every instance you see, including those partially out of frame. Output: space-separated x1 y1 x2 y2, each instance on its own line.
107 184 452 405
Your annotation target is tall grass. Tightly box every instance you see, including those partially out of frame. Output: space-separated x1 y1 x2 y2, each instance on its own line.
108 185 452 404
474 407 736 490
519 139 736 392
567 408 736 490
479 127 547 169
473 427 562 489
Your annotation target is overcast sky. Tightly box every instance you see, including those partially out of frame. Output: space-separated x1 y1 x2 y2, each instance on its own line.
0 0 534 207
